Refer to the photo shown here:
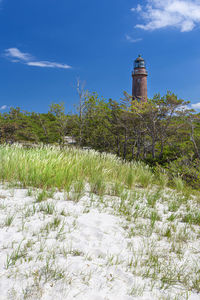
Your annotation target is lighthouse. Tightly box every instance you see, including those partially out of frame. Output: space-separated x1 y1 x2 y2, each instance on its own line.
132 55 148 102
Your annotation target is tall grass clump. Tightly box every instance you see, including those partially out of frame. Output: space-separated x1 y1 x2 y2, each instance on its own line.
0 144 157 191
173 177 185 192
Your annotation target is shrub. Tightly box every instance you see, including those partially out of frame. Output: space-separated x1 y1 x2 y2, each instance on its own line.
166 156 200 189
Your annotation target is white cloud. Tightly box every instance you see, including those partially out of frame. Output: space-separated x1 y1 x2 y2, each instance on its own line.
131 4 142 12
125 34 143 43
0 105 7 110
191 102 200 109
4 48 71 69
132 0 200 32
5 48 32 61
27 61 71 69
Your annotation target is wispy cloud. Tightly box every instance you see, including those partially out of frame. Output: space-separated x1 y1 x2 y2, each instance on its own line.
26 61 71 69
4 48 71 69
125 34 142 43
5 48 32 62
132 0 200 32
0 105 7 110
191 102 200 110
131 4 142 13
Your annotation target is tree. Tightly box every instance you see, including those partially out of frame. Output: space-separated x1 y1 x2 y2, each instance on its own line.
188 114 200 159
81 93 113 151
49 102 68 144
127 92 191 161
76 79 88 146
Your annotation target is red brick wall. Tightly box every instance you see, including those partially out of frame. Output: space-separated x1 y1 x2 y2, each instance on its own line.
132 68 147 102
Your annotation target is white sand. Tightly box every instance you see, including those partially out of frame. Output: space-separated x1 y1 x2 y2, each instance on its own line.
0 184 199 300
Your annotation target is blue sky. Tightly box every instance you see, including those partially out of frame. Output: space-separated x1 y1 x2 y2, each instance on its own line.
0 0 200 113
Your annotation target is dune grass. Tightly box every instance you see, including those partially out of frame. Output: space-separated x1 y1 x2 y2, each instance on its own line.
0 144 158 192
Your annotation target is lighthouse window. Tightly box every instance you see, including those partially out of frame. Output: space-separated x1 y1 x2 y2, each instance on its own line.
140 61 145 68
135 62 139 68
134 61 146 68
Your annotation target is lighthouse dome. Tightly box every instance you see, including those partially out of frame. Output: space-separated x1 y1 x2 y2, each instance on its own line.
134 55 146 69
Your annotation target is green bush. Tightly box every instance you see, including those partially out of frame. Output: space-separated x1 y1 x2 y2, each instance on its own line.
166 156 200 189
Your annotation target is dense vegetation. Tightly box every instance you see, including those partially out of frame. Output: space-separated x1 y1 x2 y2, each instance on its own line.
0 91 200 189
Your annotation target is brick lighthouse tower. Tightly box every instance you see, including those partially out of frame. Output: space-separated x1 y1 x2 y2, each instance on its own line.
132 55 148 102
